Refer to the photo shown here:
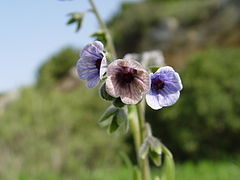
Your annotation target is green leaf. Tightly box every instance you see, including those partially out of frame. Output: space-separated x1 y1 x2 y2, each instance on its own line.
67 12 84 32
108 115 119 133
133 166 142 180
105 51 113 62
149 150 162 166
67 18 76 25
117 108 129 134
162 145 173 159
149 66 161 73
121 121 129 134
120 152 141 180
76 21 82 32
118 119 129 134
161 155 175 180
116 108 128 124
69 12 82 19
161 145 175 180
99 106 118 123
91 30 107 45
119 151 133 169
99 83 115 101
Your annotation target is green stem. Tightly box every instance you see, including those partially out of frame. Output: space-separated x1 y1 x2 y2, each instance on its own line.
136 102 151 180
129 104 151 180
88 0 117 59
128 105 141 164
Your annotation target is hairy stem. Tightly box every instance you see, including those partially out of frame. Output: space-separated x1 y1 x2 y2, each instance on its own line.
88 0 117 59
129 104 151 180
128 105 141 165
136 102 151 180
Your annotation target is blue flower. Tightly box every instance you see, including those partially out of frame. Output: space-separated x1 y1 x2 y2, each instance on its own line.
146 66 183 110
77 41 107 88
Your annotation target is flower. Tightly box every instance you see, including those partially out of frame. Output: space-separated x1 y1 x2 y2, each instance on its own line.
146 66 183 110
141 50 165 67
76 41 107 88
105 59 150 104
123 50 165 68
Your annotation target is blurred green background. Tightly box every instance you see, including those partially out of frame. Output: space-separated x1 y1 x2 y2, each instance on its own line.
0 0 240 179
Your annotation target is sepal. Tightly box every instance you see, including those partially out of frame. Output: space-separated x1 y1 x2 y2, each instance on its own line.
100 83 115 101
113 98 125 108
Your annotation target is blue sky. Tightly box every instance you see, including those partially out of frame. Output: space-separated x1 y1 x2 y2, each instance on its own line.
0 0 139 93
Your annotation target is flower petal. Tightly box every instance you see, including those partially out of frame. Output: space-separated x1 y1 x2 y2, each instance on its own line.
77 57 98 80
163 72 182 92
146 93 162 110
157 66 174 73
86 71 98 81
121 84 142 104
119 59 143 69
157 91 180 107
107 59 122 77
107 59 143 77
105 76 121 98
135 70 151 93
99 55 107 79
156 66 183 93
77 56 96 66
87 76 100 88
77 67 98 80
81 41 104 58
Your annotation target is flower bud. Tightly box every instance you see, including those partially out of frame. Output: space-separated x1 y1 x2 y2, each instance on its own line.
100 83 115 101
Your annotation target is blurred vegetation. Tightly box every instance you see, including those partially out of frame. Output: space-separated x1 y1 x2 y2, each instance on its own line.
74 160 240 180
109 0 214 56
0 86 125 179
0 159 239 180
37 47 79 89
147 48 240 160
109 0 240 68
173 160 240 180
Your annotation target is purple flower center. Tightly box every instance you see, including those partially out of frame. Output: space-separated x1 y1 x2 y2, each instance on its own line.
116 66 137 85
95 58 102 70
152 77 164 91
